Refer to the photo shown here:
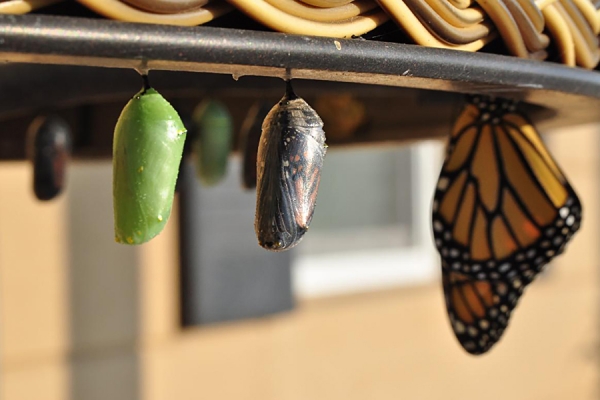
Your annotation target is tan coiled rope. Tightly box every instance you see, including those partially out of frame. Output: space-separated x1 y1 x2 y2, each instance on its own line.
3 0 600 68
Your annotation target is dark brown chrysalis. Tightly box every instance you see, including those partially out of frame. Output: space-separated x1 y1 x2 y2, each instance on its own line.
240 101 272 189
26 115 72 201
255 81 327 251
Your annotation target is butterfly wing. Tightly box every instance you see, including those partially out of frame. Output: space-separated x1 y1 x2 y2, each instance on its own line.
433 95 582 353
442 267 524 355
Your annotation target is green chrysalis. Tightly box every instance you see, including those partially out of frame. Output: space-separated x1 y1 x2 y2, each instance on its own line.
192 99 233 186
113 78 187 245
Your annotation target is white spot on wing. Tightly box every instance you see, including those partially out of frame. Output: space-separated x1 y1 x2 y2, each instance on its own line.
437 177 450 190
559 207 569 218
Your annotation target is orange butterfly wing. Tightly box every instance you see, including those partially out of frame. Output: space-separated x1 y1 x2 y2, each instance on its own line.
442 267 523 354
433 95 582 354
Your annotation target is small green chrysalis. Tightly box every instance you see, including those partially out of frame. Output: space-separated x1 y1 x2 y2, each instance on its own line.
192 99 233 186
113 77 187 245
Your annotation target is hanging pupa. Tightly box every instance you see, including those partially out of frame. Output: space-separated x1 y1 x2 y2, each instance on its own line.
26 114 72 201
192 99 233 186
240 101 272 189
255 81 327 251
113 75 187 245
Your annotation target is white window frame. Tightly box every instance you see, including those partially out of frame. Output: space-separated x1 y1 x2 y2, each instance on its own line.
292 140 445 298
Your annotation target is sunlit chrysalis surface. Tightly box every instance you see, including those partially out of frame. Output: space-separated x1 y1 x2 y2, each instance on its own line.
26 115 72 201
432 95 581 354
240 102 272 189
255 81 327 251
192 99 233 186
113 77 187 245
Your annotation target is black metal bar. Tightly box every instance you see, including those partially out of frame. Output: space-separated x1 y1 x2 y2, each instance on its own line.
0 13 599 160
0 13 599 106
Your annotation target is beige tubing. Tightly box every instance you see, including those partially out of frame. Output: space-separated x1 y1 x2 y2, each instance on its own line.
262 0 377 22
515 0 545 31
424 0 485 28
570 0 600 34
555 1 600 67
77 0 232 25
121 0 209 14
377 0 493 50
477 0 530 57
0 0 62 13
503 0 549 52
403 0 491 44
543 3 576 66
226 0 388 38
448 0 474 10
536 0 559 9
559 0 598 50
299 0 354 6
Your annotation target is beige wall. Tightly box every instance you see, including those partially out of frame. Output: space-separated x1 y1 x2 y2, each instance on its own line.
0 125 599 400
0 163 70 400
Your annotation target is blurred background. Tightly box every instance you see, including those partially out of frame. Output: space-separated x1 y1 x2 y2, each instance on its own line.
0 114 597 400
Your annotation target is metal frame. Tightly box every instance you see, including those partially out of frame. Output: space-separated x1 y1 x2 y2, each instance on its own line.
0 14 599 106
0 13 599 161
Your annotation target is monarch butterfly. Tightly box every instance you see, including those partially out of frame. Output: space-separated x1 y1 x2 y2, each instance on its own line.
26 114 72 201
192 99 233 186
255 81 327 251
433 95 581 354
240 101 272 189
113 75 187 245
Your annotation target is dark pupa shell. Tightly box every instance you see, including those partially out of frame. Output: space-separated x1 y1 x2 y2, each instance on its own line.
192 99 233 187
26 115 72 201
255 82 327 251
240 101 272 190
113 82 187 245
